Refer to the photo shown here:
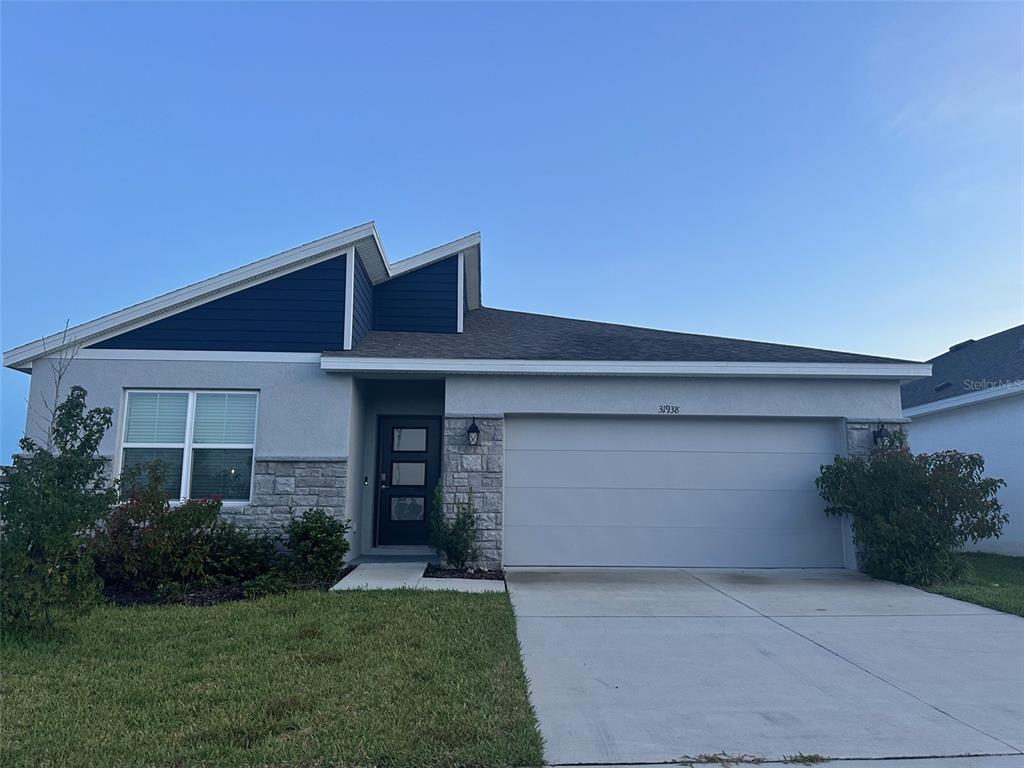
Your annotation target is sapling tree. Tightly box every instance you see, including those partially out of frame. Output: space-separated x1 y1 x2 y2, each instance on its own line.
1 386 117 629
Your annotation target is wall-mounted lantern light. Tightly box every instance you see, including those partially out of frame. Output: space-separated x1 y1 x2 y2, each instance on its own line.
872 422 890 446
467 418 480 446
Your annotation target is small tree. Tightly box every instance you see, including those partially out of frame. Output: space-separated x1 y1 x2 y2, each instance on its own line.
1 386 117 629
816 432 1006 585
430 485 480 570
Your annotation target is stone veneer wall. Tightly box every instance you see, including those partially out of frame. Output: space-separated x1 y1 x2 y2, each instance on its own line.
224 459 347 531
442 417 504 568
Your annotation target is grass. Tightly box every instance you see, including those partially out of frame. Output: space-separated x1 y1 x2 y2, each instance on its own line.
678 754 828 766
924 552 1024 617
1 590 544 768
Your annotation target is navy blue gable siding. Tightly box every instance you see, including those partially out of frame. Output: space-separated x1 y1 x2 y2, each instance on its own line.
90 256 346 352
351 253 374 344
373 255 458 333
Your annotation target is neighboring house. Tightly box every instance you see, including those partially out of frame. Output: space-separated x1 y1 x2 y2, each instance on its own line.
4 223 930 569
902 325 1024 556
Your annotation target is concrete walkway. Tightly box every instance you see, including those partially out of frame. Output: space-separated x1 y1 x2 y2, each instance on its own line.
332 562 505 592
507 568 1024 765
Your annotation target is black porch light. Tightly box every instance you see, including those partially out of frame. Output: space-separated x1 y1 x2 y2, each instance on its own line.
872 422 890 446
467 418 480 446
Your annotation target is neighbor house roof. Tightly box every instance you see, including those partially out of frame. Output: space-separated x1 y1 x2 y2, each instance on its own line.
901 324 1024 414
325 307 917 365
3 223 481 371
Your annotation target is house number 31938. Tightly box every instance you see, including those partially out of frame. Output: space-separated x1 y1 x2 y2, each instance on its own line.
658 405 680 414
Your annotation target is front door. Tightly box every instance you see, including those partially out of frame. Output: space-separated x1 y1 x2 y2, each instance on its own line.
375 416 442 546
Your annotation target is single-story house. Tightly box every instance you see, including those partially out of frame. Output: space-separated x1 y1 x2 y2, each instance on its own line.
4 223 931 569
902 325 1024 556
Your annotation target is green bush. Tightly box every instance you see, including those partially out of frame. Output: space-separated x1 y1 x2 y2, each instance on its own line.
430 485 480 570
206 520 279 584
93 464 276 592
0 386 118 629
282 508 351 582
816 432 1007 585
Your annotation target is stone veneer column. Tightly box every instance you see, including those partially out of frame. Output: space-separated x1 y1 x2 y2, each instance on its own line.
229 459 347 531
442 417 504 568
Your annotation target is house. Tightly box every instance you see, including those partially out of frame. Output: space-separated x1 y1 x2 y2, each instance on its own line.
4 223 931 569
902 325 1024 556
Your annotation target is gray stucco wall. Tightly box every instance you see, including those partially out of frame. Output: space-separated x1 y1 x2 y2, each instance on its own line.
24 357 354 461
444 375 904 420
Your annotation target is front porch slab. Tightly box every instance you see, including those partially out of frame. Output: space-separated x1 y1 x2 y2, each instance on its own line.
332 562 505 593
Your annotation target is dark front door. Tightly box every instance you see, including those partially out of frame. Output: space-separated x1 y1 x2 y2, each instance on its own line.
375 416 442 546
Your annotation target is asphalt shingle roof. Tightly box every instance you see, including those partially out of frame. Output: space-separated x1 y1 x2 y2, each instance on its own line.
326 307 915 364
901 324 1024 409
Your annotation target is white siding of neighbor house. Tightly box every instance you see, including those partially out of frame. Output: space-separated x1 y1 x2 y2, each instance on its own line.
444 375 904 420
906 394 1024 556
24 358 354 462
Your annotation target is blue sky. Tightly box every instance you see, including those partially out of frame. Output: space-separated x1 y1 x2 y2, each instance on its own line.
2 2 1022 460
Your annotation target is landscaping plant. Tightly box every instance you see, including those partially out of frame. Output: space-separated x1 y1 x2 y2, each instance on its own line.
0 386 117 629
92 465 276 594
430 485 480 569
816 431 1006 585
281 507 351 582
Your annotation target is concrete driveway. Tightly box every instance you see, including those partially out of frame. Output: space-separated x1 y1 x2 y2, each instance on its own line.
507 568 1024 765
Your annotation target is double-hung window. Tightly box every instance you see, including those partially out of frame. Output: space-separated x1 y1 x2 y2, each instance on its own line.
121 390 258 502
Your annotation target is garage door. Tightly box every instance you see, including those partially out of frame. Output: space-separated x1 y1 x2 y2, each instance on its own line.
504 416 844 567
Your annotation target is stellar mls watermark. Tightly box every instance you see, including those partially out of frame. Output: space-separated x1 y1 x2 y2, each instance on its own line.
963 378 1024 391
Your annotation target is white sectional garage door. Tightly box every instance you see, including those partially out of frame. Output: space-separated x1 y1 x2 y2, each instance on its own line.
503 416 844 567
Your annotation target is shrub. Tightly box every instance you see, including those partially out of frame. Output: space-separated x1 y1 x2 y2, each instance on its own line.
430 485 480 570
93 464 276 592
206 521 278 585
816 431 1007 585
282 508 351 582
0 386 117 629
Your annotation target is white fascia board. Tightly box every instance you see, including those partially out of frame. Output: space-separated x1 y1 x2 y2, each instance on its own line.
3 222 379 370
343 247 356 350
903 381 1024 418
320 357 933 379
76 350 322 364
387 233 481 278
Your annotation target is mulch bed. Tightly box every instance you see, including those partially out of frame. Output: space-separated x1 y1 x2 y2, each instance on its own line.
423 565 505 581
104 564 358 607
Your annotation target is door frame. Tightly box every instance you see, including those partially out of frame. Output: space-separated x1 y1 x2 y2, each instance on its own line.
373 415 442 547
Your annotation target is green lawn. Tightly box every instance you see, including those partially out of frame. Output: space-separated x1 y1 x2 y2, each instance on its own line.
1 590 544 768
924 552 1024 617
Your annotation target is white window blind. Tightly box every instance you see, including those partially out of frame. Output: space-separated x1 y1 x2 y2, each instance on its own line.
125 392 188 443
192 393 258 444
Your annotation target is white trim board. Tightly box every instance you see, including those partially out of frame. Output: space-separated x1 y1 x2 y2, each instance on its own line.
389 233 479 278
75 350 323 364
903 382 1023 418
343 246 356 351
320 356 932 379
457 252 465 334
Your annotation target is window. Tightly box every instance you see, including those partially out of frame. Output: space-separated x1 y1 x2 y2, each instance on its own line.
121 390 258 502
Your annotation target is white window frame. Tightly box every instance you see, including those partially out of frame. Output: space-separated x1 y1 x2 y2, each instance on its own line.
118 389 259 505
